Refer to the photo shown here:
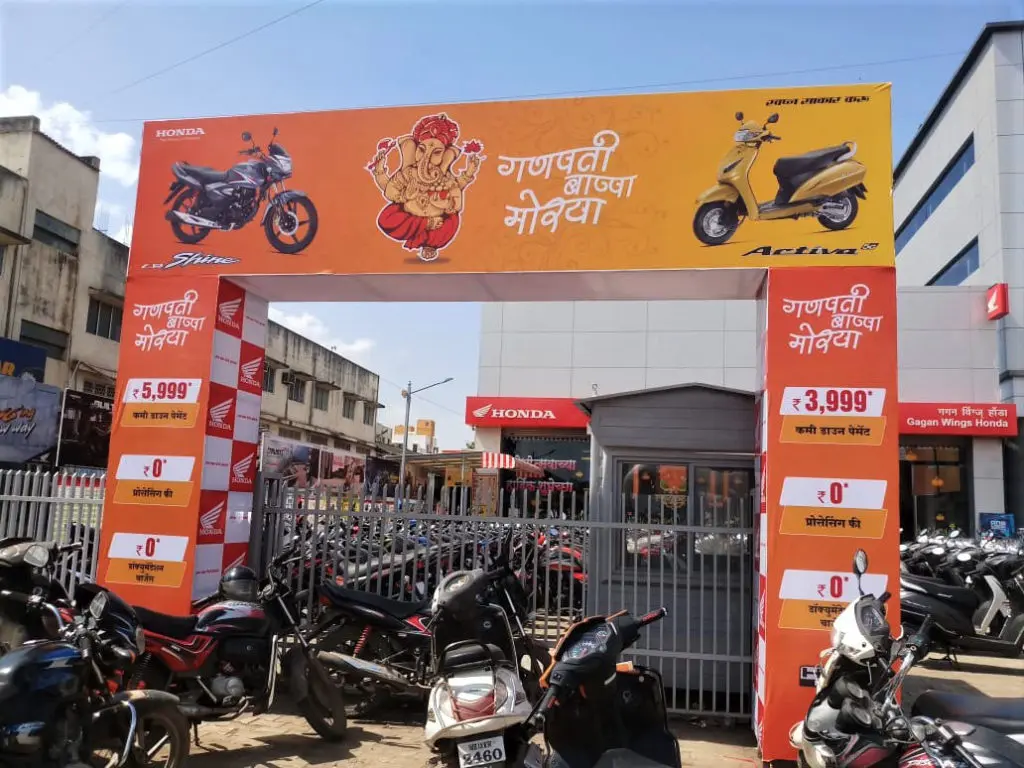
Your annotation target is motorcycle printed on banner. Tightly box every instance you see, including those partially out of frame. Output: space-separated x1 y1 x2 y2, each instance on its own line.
756 266 900 762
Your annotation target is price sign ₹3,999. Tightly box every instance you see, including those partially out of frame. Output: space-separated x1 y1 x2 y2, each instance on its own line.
121 377 203 428
779 387 887 446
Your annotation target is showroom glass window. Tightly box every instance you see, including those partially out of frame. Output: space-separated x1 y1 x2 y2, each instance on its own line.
499 435 590 519
618 462 753 576
898 443 972 537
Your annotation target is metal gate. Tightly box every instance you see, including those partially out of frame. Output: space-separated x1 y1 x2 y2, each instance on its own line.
252 480 753 719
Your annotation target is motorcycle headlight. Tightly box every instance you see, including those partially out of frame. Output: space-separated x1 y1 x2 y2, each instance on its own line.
24 545 49 568
734 129 759 142
274 154 292 173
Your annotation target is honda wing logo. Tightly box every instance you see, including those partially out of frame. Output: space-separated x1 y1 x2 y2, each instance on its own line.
208 399 233 428
200 502 225 537
471 403 557 421
223 554 245 573
218 298 242 328
231 453 255 485
239 358 262 388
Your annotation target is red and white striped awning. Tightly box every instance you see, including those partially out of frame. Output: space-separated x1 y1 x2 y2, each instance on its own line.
480 452 544 478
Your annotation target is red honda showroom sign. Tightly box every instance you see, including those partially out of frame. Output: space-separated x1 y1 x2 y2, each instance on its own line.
899 402 1018 437
465 397 590 429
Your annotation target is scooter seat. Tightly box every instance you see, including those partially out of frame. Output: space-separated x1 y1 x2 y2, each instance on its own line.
912 691 1024 735
133 605 199 640
773 146 850 181
439 640 506 672
320 581 428 620
176 162 229 184
901 576 980 611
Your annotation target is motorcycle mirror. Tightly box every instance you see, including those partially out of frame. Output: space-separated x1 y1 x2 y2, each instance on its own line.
735 111 744 121
89 590 108 620
273 127 279 137
853 548 868 576
241 131 252 142
767 113 779 123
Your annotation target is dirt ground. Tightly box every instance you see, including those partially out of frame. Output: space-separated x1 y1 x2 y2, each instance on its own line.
186 653 1024 768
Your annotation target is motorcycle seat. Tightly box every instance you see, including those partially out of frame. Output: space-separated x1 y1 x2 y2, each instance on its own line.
900 576 980 610
438 640 507 672
773 146 850 182
320 581 428 620
912 691 1024 735
177 163 229 184
133 605 198 640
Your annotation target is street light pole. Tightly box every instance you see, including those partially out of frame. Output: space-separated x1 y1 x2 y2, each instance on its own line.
397 377 453 502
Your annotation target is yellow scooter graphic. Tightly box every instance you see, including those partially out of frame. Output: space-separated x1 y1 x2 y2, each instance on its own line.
693 112 867 246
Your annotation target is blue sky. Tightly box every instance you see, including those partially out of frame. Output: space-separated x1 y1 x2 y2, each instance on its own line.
1 0 1021 447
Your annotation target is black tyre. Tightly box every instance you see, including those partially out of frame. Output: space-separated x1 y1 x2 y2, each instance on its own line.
92 706 190 768
168 188 210 244
693 202 740 246
296 657 348 741
315 622 389 718
816 191 858 231
264 196 318 254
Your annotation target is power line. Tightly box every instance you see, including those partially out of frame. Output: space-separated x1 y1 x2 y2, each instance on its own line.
98 0 329 101
376 375 463 419
90 48 965 126
39 0 132 68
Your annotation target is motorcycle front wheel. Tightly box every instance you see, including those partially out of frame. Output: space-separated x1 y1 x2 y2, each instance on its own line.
91 707 190 768
265 197 319 254
169 188 210 244
693 202 740 246
295 655 348 741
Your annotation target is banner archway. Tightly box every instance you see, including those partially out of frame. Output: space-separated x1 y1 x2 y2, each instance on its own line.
104 84 899 761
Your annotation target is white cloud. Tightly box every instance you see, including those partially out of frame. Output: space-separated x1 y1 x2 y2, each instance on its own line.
268 306 375 365
0 85 139 186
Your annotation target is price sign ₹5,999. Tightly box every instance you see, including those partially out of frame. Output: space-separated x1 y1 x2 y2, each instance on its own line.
121 378 203 429
779 387 887 446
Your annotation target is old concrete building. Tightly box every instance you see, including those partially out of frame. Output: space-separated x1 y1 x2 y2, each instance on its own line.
0 115 382 458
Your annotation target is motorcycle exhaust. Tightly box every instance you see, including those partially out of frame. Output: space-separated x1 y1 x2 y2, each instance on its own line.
178 703 242 718
168 210 221 229
317 650 425 693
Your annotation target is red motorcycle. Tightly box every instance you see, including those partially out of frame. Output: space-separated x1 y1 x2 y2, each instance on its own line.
128 546 348 741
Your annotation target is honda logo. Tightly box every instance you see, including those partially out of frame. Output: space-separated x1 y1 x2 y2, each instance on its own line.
218 298 242 329
231 453 254 485
239 358 262 388
207 399 233 429
472 403 556 420
155 127 205 138
200 501 225 537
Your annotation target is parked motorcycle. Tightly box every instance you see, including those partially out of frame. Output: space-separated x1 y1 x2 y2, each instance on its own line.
789 548 1024 767
127 545 347 741
0 587 190 767
693 111 867 246
164 127 318 254
516 607 681 768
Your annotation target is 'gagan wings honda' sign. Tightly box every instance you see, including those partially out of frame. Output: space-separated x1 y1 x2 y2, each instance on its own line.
464 397 590 429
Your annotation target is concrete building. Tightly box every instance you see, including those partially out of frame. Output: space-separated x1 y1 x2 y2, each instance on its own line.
391 419 439 454
892 20 1024 526
0 115 383 462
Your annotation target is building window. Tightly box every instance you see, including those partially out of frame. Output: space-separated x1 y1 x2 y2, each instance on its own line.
279 427 301 440
342 397 356 420
86 297 122 341
334 438 352 450
308 434 329 446
899 442 971 537
287 377 305 403
314 386 330 411
19 320 67 361
82 379 115 399
33 210 80 254
928 239 980 286
262 364 276 393
0 245 5 272
363 404 376 426
896 137 975 254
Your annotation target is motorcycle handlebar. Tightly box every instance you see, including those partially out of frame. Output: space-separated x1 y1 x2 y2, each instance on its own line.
57 541 83 555
639 607 667 627
528 684 560 730
878 591 891 604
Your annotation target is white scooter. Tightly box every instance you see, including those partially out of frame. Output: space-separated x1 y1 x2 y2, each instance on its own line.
423 569 535 768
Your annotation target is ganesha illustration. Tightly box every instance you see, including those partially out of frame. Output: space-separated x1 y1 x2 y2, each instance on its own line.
368 113 484 262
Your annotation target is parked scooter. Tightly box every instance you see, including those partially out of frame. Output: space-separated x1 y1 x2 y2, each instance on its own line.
693 111 867 246
516 607 681 768
790 549 1024 767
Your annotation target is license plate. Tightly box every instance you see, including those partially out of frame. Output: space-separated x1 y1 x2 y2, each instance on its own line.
457 735 505 768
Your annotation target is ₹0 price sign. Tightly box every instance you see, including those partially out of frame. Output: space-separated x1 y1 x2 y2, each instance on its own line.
112 454 197 507
104 532 190 588
777 566 888 632
121 377 203 428
777 476 887 540
779 386 887 446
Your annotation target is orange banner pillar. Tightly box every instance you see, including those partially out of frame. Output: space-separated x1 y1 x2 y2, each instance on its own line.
753 266 901 762
98 274 267 615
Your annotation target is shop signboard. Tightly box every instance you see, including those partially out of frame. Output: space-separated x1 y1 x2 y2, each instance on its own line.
979 513 1016 537
986 283 1009 321
0 337 47 381
0 375 61 464
465 397 590 429
899 402 1018 437
58 389 114 469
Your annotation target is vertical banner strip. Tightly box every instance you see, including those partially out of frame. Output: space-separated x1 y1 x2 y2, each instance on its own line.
759 266 900 762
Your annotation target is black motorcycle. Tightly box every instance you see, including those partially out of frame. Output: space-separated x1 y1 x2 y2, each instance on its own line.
0 587 189 767
164 127 318 254
518 608 681 768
